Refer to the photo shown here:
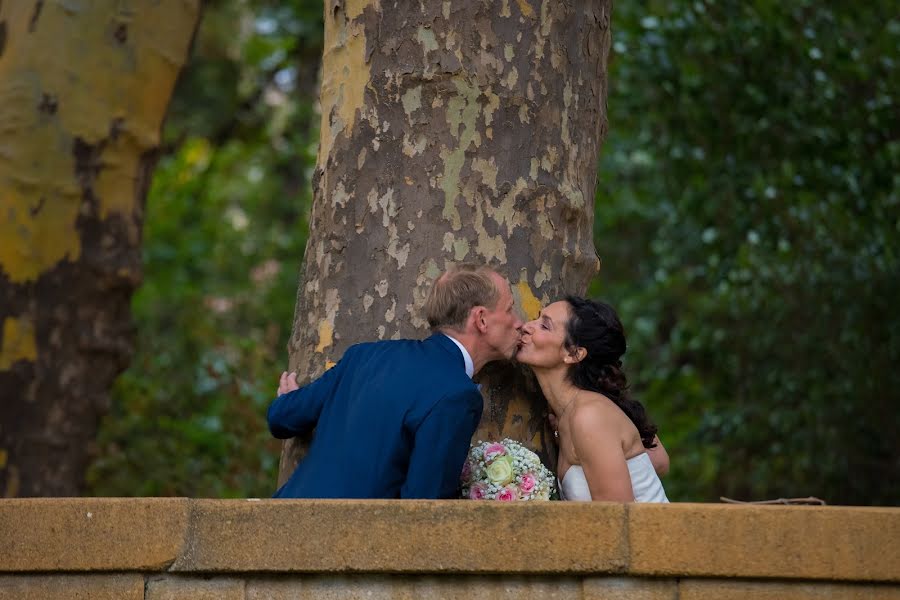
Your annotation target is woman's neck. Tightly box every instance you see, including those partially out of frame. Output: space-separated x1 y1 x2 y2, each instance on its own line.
532 368 580 416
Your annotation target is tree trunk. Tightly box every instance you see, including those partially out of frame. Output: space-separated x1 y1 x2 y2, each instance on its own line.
0 1 201 496
278 0 610 487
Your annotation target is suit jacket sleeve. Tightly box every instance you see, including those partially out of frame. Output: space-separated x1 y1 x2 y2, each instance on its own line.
400 389 483 499
266 348 353 439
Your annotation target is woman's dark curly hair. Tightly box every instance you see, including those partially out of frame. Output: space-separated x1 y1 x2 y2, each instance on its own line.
563 296 658 448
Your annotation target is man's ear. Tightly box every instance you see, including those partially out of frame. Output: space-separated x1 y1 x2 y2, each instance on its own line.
471 306 488 333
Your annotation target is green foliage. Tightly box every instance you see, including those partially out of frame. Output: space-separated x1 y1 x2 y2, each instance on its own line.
592 1 900 504
86 0 322 497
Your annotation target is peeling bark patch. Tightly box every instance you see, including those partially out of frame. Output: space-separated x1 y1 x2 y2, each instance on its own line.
28 0 43 32
0 187 82 283
515 278 542 320
0 317 38 369
315 321 334 353
515 0 535 18
316 2 369 167
439 147 464 230
416 26 438 56
401 86 422 122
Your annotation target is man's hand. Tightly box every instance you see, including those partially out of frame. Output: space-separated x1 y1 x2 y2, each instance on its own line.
277 371 299 396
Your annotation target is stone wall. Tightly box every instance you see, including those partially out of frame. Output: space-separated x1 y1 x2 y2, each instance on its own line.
1 499 898 599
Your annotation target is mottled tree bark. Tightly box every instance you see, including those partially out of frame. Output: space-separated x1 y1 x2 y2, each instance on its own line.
279 0 610 486
0 1 201 496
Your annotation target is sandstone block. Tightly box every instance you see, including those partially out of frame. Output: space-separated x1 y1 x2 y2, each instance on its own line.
173 499 627 573
0 498 190 571
628 503 900 582
146 575 245 600
245 575 583 600
679 579 900 600
583 576 677 600
0 574 143 599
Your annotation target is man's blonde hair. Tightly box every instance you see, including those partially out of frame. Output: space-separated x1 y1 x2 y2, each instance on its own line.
424 263 501 332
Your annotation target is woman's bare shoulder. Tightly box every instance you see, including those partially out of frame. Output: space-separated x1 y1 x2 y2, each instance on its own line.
569 390 640 445
568 392 621 430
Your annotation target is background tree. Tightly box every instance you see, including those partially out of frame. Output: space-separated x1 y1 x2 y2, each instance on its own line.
0 0 201 496
87 0 324 497
277 0 611 485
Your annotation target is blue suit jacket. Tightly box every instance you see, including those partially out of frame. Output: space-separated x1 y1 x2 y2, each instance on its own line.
268 334 483 498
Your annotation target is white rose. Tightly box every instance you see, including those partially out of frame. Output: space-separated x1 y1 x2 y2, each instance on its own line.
486 455 514 486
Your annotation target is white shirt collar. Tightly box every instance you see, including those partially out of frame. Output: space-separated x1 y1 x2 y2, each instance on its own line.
443 334 474 379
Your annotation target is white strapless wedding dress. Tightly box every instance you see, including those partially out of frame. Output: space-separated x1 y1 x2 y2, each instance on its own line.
559 452 669 502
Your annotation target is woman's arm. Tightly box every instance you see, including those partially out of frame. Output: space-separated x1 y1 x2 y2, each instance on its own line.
570 405 635 502
647 435 670 477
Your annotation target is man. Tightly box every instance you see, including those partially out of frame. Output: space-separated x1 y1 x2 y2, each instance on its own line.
268 264 523 498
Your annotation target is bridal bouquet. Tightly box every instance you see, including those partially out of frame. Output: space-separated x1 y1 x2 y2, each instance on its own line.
460 438 555 501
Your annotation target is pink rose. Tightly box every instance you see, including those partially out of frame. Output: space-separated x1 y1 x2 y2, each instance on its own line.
519 473 536 495
483 442 507 461
496 486 518 502
468 483 487 500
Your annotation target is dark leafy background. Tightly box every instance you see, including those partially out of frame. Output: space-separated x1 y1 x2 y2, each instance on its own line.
87 0 899 504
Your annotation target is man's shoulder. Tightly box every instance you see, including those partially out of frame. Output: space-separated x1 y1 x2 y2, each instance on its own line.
345 334 451 357
341 335 471 385
343 337 421 357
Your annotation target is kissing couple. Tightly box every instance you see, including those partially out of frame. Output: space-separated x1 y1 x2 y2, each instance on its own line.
268 263 668 502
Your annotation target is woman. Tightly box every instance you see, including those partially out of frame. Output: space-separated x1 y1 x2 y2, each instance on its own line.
517 296 668 502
